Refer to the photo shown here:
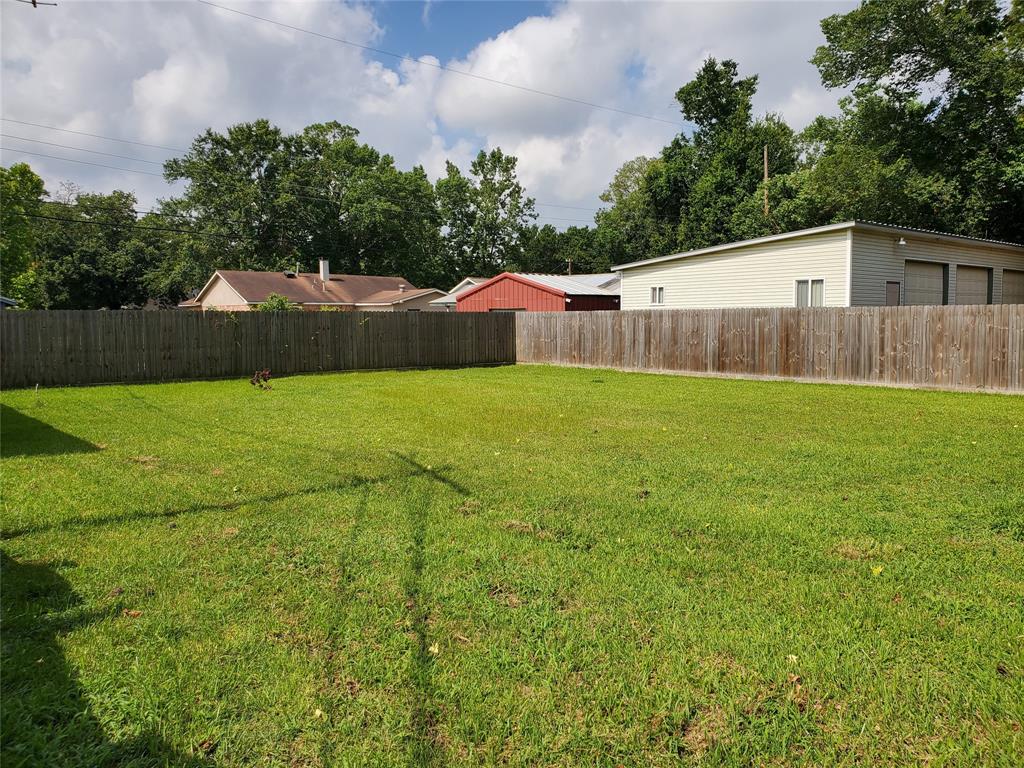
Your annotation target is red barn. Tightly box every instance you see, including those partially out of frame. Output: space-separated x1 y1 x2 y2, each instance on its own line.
456 273 620 312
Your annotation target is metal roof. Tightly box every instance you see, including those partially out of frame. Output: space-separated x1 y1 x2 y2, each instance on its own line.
613 221 1024 272
514 273 620 296
429 277 487 305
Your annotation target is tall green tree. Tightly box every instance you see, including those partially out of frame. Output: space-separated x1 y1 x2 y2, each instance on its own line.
0 163 47 304
598 59 799 259
164 120 443 294
435 148 537 278
594 156 671 266
30 190 162 309
810 0 1024 241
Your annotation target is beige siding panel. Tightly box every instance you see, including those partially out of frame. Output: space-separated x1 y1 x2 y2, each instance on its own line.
199 276 249 310
1003 269 1024 304
954 266 991 305
619 231 849 310
851 231 1024 305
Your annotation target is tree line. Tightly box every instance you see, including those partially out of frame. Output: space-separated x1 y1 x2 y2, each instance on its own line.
2 0 1021 309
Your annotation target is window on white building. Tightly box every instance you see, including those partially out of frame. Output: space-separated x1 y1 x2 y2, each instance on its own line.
650 286 665 305
795 279 824 307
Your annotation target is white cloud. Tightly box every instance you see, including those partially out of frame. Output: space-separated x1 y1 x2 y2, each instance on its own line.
1 0 853 220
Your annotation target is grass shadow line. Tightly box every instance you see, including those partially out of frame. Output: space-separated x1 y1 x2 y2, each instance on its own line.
1 471 415 540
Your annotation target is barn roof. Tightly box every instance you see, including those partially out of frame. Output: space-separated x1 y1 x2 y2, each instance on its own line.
456 272 620 303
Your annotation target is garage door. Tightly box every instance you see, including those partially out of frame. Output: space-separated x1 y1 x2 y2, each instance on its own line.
955 265 990 305
904 261 946 305
1002 269 1024 304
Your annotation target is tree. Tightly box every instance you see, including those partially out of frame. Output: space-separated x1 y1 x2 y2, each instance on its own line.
597 59 798 258
164 120 444 296
810 0 1024 241
435 149 536 278
0 163 46 303
676 58 757 136
31 190 161 309
594 156 672 266
516 224 562 272
513 223 609 275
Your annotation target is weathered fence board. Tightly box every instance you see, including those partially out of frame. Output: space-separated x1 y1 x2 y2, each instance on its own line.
4 306 1022 392
0 310 515 388
516 306 1024 393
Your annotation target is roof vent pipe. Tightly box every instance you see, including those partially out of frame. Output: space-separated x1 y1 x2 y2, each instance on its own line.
398 284 406 293
319 258 330 284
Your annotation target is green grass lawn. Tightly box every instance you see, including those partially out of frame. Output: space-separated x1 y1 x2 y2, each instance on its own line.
1 366 1022 767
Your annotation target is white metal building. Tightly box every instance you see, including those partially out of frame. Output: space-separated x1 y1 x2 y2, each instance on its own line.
613 222 1024 310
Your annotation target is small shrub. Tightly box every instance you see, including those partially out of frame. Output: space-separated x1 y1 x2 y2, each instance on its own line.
256 293 298 312
250 369 272 390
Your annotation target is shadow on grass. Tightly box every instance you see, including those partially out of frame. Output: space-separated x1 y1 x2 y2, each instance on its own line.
1 472 413 540
395 457 473 767
0 551 206 767
403 479 441 768
1 405 99 458
391 453 472 497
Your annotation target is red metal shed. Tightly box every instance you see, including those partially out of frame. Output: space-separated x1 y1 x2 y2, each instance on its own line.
455 273 620 312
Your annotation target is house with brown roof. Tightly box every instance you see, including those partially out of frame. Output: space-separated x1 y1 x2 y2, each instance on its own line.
179 260 445 311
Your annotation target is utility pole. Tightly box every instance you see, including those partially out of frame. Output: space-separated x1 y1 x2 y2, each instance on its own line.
566 254 573 275
763 144 769 217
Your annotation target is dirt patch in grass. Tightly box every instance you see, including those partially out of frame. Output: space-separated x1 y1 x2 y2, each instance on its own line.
833 538 903 561
488 582 523 608
503 519 551 540
456 499 481 516
679 705 728 757
503 518 597 552
127 455 159 469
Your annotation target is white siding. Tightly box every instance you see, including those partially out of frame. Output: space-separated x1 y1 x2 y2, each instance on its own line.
851 231 1024 305
619 231 849 309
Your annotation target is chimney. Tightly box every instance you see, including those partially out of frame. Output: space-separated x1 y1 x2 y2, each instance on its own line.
319 258 330 283
398 284 406 293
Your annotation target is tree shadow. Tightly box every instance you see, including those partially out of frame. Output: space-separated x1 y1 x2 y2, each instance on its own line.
403 479 440 768
1 404 99 458
396 457 473 767
391 453 472 497
0 551 207 767
1 471 420 541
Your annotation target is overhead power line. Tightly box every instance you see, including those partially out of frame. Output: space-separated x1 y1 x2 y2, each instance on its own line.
2 134 168 165
197 0 685 129
1 147 168 177
1 118 187 152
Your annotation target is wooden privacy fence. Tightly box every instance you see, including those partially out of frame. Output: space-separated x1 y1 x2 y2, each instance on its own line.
0 310 515 388
516 306 1024 392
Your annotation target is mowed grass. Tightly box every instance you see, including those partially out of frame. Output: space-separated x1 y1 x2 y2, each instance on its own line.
1 365 1022 767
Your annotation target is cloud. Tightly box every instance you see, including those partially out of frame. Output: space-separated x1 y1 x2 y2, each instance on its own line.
1 0 852 220
432 0 852 214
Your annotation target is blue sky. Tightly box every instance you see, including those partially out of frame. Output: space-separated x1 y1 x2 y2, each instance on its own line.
2 1 852 224
376 1 552 60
